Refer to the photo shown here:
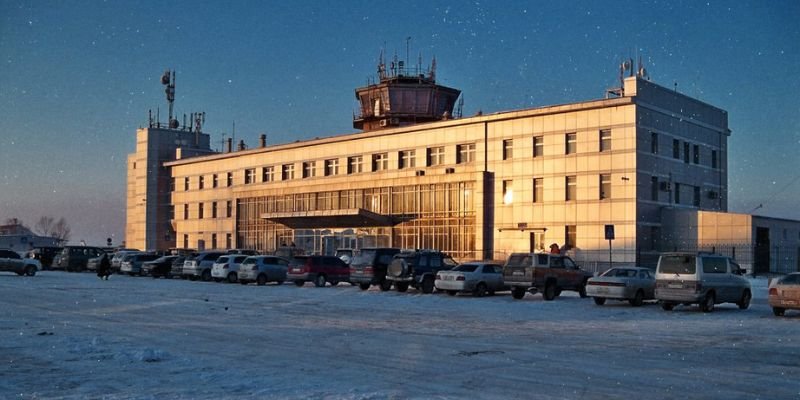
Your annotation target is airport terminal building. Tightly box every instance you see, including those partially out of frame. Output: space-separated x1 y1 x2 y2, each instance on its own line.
126 63 800 272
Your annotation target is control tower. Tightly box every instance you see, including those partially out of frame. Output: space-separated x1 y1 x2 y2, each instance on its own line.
353 55 461 131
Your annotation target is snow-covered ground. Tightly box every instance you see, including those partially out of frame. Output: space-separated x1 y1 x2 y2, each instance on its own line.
1 272 798 399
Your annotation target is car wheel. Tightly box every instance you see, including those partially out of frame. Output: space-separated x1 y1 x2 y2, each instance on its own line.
227 273 238 284
629 290 644 307
294 280 305 287
359 283 370 291
773 307 786 317
257 274 267 286
24 266 37 277
543 283 557 301
473 283 487 298
395 282 409 292
737 290 751 310
421 276 434 294
447 290 457 296
700 292 716 313
201 270 211 282
661 302 675 311
379 279 392 291
314 274 327 287
593 297 606 306
511 287 526 300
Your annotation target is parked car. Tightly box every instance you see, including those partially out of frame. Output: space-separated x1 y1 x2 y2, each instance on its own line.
655 252 751 312
142 255 181 278
0 248 41 276
586 267 655 306
503 252 593 300
55 246 107 272
386 250 458 293
168 256 189 278
29 246 62 270
182 251 226 281
211 255 248 283
768 273 800 317
238 256 290 285
349 247 401 291
287 255 349 287
111 250 141 272
120 253 160 276
435 262 507 297
86 254 104 271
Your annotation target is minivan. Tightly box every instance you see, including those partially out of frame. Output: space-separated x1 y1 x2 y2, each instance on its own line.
655 252 751 312
349 247 401 291
55 246 106 272
287 255 349 287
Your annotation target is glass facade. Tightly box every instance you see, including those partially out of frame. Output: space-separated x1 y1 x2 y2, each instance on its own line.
237 182 476 259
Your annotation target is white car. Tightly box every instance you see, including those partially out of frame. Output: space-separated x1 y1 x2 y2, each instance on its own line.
211 255 248 283
586 267 655 307
0 248 41 276
435 262 507 297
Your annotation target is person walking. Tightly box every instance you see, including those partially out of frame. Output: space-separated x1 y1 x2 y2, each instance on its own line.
96 253 111 280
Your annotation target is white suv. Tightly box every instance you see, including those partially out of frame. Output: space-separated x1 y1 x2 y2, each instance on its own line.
0 248 42 276
211 255 248 283
655 252 751 312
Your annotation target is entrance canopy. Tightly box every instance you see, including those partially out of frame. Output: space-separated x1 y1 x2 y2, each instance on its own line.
261 208 396 229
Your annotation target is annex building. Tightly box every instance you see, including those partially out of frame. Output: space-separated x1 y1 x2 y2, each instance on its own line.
126 62 800 272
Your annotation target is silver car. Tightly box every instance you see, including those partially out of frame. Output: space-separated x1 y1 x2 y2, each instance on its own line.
238 256 290 285
586 267 655 307
655 252 751 312
211 255 248 283
435 262 506 297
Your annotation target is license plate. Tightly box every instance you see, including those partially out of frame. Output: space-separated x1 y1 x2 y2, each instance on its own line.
668 284 683 289
512 271 523 276
596 287 609 294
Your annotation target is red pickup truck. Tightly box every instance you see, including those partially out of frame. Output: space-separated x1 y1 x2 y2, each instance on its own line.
502 252 593 300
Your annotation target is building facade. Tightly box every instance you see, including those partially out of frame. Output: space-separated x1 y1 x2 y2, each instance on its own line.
126 75 744 268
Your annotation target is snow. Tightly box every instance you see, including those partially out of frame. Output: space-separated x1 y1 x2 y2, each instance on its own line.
1 272 798 399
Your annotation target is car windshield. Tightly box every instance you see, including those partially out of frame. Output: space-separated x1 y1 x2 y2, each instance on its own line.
453 264 478 272
352 250 376 264
659 255 696 274
506 254 530 267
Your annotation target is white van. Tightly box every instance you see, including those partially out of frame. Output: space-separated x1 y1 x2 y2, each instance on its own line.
655 252 751 312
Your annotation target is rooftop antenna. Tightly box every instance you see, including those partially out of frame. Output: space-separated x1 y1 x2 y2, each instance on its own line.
161 69 178 128
406 36 411 70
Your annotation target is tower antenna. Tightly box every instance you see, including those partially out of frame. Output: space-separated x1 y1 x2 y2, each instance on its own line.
161 69 177 128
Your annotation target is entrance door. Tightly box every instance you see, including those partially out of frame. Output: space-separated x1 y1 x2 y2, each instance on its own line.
754 227 770 275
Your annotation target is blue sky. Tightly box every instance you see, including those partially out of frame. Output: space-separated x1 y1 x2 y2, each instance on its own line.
1 1 798 246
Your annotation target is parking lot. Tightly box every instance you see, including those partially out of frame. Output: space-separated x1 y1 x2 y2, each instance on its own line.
1 271 798 399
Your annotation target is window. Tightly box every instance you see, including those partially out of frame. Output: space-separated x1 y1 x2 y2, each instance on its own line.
372 153 389 171
184 177 190 191
650 132 658 154
566 176 576 201
502 180 513 204
693 145 700 164
565 133 577 154
212 174 219 188
427 146 445 166
169 177 175 191
693 186 701 207
262 166 274 182
674 183 681 204
324 159 339 176
199 175 205 189
226 172 233 187
245 168 256 184
198 203 204 219
533 136 544 157
302 161 316 178
600 174 611 200
502 139 513 160
211 234 217 250
225 233 232 249
347 156 363 174
651 176 659 201
533 178 543 203
456 143 475 164
673 139 680 159
282 164 295 180
711 150 719 169
226 201 232 218
565 225 576 249
183 204 189 220
683 142 690 163
599 129 611 152
212 201 218 218
399 150 416 169
183 234 189 249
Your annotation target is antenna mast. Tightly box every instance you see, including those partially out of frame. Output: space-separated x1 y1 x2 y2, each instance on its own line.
161 69 178 128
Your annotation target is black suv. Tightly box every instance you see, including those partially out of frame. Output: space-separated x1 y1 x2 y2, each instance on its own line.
385 250 458 293
349 247 401 291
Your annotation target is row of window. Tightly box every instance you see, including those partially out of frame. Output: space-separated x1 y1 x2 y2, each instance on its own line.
500 174 614 204
180 201 233 220
650 132 720 169
649 176 714 207
182 233 232 251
